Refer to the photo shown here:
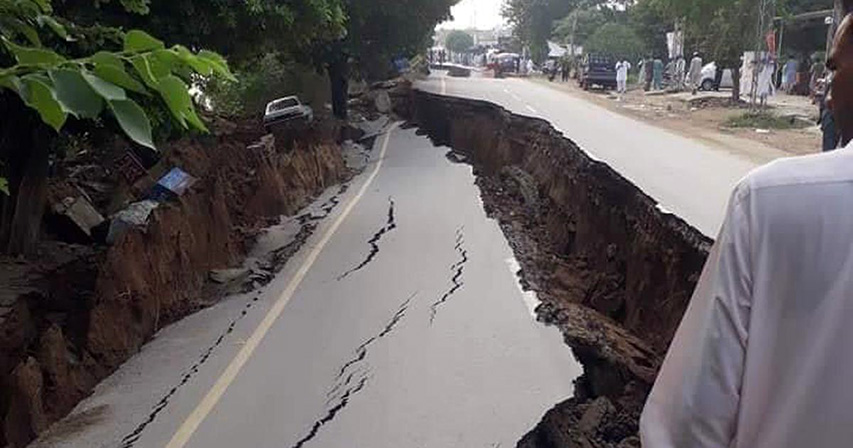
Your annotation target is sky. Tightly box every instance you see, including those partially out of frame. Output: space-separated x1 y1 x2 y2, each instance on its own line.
437 0 507 30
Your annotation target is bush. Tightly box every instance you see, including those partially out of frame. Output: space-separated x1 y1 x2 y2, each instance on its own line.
585 23 646 62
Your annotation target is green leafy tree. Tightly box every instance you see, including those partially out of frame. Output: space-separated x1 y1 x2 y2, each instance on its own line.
55 0 347 66
60 0 456 120
627 0 669 59
647 0 757 99
0 0 233 254
321 0 458 119
445 30 474 54
552 8 608 48
585 22 646 61
503 0 575 62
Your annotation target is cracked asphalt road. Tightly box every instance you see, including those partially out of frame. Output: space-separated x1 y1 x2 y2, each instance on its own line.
40 125 580 448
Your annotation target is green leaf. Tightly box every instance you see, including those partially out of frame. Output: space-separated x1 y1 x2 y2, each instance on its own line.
149 49 177 78
198 50 236 81
0 177 8 196
30 0 52 13
108 99 155 149
91 51 123 68
130 55 158 88
21 75 66 131
173 45 213 76
0 75 23 95
8 19 41 46
49 69 103 118
81 71 127 101
157 75 207 132
37 15 68 40
2 38 65 65
93 63 147 94
123 30 164 53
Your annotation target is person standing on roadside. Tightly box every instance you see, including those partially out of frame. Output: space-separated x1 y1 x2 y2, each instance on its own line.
819 74 840 151
616 59 631 100
688 52 703 94
782 57 798 93
810 53 824 97
652 58 664 90
641 12 853 448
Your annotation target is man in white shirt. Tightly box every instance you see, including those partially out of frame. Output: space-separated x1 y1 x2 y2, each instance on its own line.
615 60 631 99
640 13 853 448
688 52 703 94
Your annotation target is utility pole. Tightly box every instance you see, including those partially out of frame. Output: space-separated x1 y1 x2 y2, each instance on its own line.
569 10 577 59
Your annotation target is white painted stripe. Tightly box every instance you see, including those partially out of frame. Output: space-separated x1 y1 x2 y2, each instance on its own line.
525 105 538 114
164 122 402 448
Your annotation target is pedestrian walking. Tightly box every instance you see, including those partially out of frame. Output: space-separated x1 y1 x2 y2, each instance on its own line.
615 60 631 99
641 13 853 448
688 52 703 94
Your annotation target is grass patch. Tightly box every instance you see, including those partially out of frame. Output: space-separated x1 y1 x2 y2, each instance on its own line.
724 111 807 130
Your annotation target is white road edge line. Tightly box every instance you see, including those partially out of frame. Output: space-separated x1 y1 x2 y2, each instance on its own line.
164 122 402 448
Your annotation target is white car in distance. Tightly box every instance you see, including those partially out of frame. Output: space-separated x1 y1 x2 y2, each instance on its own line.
263 96 314 131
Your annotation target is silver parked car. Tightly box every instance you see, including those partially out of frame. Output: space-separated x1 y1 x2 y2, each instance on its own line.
700 62 734 91
263 96 313 130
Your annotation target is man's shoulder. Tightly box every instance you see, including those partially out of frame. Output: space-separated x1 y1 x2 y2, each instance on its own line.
741 148 853 194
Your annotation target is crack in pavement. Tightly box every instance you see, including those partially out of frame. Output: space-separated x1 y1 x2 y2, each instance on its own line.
290 376 369 448
119 293 263 448
291 292 417 448
326 292 416 402
297 184 350 225
337 197 397 280
429 227 468 325
120 194 334 446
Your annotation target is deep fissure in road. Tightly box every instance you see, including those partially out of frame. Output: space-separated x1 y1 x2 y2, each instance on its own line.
337 197 398 280
291 292 417 448
429 227 469 324
403 90 712 446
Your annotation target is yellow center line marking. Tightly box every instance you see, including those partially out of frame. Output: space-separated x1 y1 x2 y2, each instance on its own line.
164 121 401 448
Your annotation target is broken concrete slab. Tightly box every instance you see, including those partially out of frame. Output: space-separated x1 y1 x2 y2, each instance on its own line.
106 200 159 244
50 196 105 240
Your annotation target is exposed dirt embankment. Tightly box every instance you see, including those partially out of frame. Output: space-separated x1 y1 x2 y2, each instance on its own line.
0 126 346 447
405 90 712 447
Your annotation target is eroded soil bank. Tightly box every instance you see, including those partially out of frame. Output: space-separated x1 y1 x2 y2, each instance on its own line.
0 123 347 447
403 90 713 447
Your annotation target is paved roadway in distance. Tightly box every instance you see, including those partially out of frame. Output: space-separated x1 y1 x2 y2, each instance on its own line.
418 72 800 237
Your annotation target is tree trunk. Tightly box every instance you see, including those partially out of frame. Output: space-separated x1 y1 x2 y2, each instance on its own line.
328 51 349 120
5 129 49 256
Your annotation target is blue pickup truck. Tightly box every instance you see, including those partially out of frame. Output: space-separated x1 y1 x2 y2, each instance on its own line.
578 54 617 91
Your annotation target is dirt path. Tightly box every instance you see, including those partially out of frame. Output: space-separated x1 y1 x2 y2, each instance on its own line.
528 77 822 159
